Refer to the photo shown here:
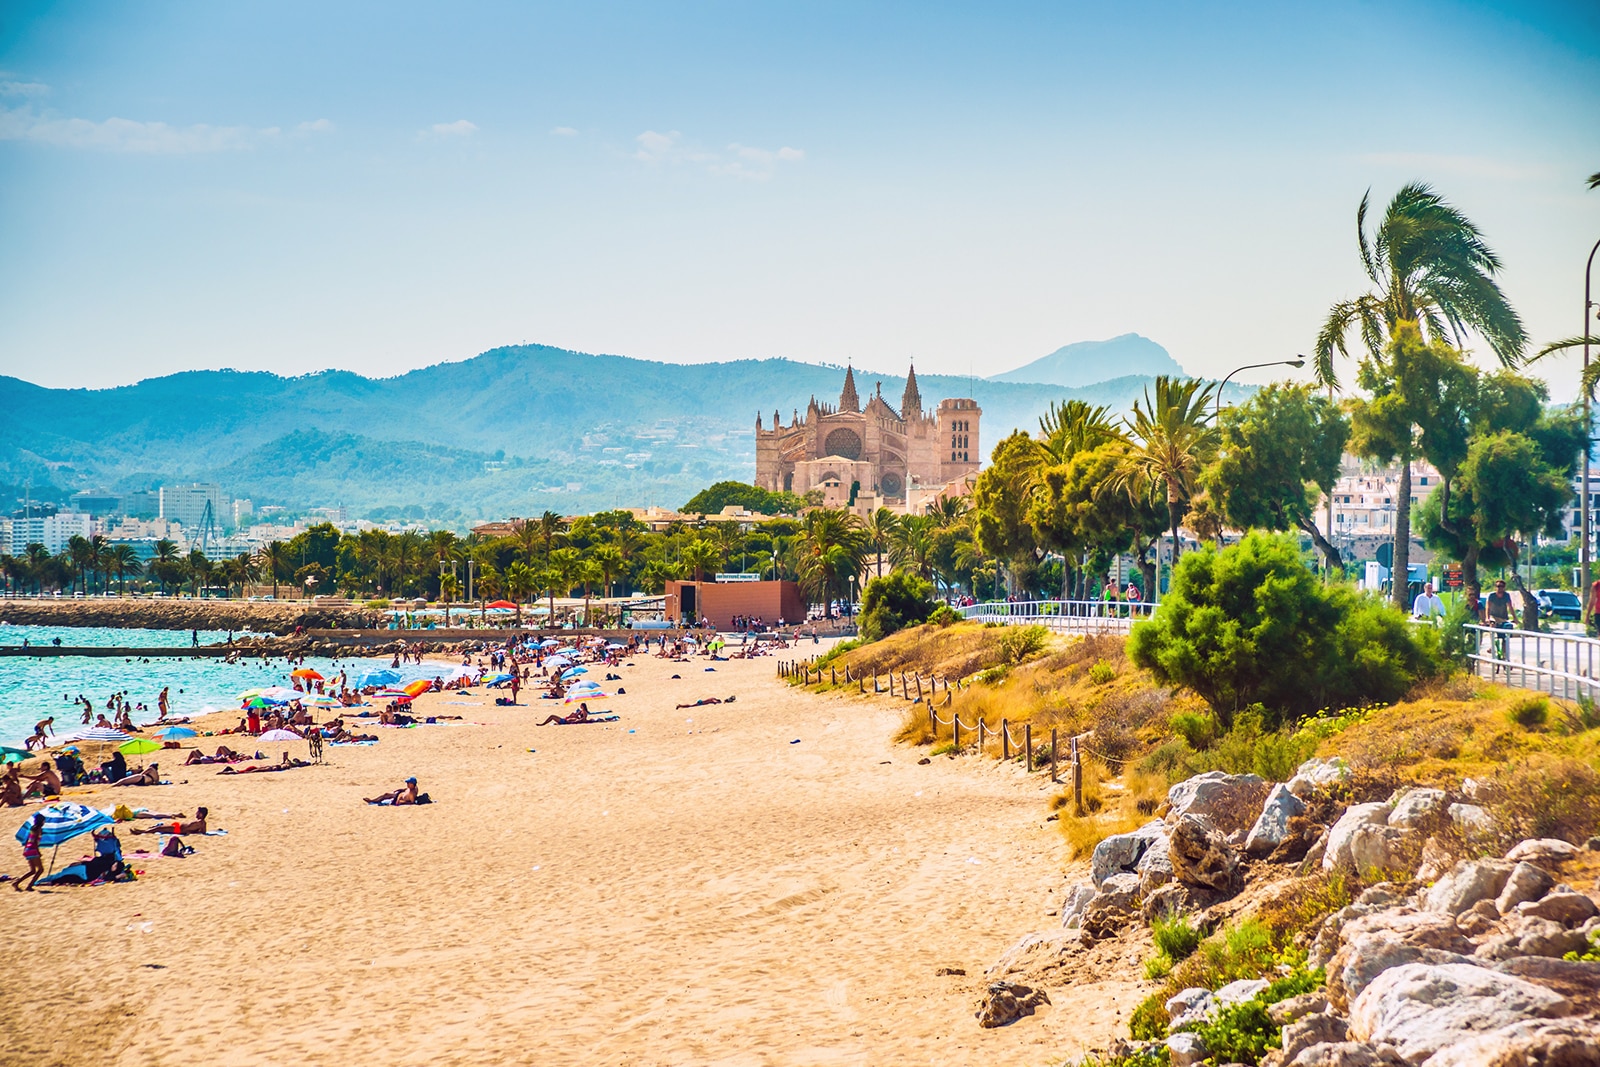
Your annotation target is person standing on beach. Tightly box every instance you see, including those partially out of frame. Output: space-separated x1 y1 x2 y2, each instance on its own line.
157 687 170 720
14 813 45 891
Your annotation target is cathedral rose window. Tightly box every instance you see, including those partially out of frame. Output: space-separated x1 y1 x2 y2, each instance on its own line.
824 428 863 460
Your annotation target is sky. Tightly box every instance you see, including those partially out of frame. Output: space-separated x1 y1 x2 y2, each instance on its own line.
1 0 1598 395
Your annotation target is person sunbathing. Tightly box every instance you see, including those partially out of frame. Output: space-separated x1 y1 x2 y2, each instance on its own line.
219 752 307 774
675 697 727 709
537 702 591 726
365 777 419 805
111 764 160 787
132 807 208 835
22 764 62 798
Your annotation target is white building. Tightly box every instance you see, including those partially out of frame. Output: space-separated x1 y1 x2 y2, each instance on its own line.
8 511 94 555
1322 460 1441 540
160 483 229 533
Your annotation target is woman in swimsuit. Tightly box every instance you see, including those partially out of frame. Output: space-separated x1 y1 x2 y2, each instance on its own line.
537 702 590 726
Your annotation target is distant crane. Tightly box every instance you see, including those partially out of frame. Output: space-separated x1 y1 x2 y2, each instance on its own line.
196 499 217 557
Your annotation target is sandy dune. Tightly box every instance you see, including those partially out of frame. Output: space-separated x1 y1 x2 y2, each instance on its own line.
2 641 1129 1066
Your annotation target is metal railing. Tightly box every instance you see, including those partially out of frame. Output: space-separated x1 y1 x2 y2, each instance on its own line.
955 598 1156 634
1466 623 1600 702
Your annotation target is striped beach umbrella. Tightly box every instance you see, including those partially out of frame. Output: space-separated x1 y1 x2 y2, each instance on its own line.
14 803 113 849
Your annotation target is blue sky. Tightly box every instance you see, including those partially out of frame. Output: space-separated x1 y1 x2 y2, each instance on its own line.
1 1 1597 394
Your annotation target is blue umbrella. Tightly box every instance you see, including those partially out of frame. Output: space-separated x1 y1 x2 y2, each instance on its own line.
151 725 198 739
355 669 401 688
560 666 588 680
15 803 114 849
539 638 561 649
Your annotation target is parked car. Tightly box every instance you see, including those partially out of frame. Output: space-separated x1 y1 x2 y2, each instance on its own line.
1534 588 1583 622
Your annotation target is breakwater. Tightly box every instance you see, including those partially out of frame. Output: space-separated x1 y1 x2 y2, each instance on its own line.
0 597 379 634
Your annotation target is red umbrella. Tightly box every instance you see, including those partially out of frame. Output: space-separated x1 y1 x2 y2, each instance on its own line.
485 599 518 610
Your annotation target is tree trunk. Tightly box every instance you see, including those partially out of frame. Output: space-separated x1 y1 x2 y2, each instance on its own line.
1462 542 1481 617
1391 458 1412 611
1295 514 1344 574
1505 540 1540 632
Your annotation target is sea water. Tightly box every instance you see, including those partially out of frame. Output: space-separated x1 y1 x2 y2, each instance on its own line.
0 624 458 746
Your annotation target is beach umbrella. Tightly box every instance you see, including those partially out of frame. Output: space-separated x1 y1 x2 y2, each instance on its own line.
485 599 518 610
242 697 272 709
310 696 341 708
238 688 267 700
119 738 163 755
15 803 113 849
258 728 302 742
73 727 131 743
291 668 324 680
260 686 299 700
403 679 433 698
0 746 30 764
353 669 401 688
445 665 480 683
151 726 198 739
606 642 626 650
564 691 608 702
560 666 588 680
539 638 560 649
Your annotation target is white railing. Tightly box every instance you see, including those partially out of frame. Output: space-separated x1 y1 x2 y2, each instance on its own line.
1466 623 1600 703
955 598 1156 634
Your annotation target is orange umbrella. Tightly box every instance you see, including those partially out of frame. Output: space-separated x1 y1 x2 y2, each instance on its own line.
403 679 433 698
485 599 518 610
291 669 324 680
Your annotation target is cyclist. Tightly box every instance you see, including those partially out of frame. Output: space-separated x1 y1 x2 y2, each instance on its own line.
1483 579 1514 671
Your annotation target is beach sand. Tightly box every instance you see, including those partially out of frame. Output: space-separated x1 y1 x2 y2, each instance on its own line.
1 641 1134 1066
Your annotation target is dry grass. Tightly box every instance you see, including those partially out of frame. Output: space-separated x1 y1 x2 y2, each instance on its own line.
825 620 1048 682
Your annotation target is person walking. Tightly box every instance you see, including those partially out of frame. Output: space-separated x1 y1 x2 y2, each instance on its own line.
1411 581 1446 621
1587 580 1600 638
14 813 45 891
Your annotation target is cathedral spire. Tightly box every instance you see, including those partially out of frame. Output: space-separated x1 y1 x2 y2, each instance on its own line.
839 364 860 413
900 362 922 419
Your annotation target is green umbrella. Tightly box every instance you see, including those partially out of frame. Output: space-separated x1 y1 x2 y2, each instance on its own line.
119 738 162 755
0 746 31 764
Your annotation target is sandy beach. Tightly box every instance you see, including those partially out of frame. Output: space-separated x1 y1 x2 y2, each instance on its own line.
2 641 1131 1066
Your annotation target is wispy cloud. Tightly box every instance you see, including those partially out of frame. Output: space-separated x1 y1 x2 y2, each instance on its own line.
0 80 48 98
420 119 478 139
633 130 805 180
550 126 578 137
0 106 333 153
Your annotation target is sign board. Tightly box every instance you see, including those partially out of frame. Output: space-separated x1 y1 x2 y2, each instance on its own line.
1444 565 1463 589
714 572 761 583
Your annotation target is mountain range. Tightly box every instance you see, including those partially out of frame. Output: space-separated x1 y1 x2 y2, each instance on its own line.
0 340 1221 525
988 333 1184 387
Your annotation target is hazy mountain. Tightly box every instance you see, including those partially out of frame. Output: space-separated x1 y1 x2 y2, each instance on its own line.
989 334 1185 387
0 344 1206 523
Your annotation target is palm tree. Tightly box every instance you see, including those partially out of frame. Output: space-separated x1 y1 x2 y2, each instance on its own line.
187 549 214 597
151 539 179 594
1314 183 1525 386
891 514 937 581
790 508 866 618
535 510 568 563
66 535 94 595
862 507 900 578
24 544 50 594
931 496 970 527
224 553 256 597
1039 399 1122 460
258 540 290 599
679 539 722 584
88 534 109 593
106 544 140 594
547 547 584 624
1115 376 1219 579
505 561 535 624
590 543 625 600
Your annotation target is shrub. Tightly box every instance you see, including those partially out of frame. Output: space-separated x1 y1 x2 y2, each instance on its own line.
1152 911 1204 962
1170 710 1218 751
927 603 961 627
1181 968 1325 1066
1488 757 1600 844
996 624 1050 664
1088 658 1116 685
1506 695 1549 730
813 637 863 668
1127 994 1169 1041
1128 532 1441 726
859 572 937 641
1564 928 1600 963
365 598 390 609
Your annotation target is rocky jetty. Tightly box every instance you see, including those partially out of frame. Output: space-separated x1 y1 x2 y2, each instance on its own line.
0 598 379 635
984 760 1600 1066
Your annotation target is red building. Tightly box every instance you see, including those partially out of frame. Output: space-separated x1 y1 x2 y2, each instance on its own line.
664 579 806 630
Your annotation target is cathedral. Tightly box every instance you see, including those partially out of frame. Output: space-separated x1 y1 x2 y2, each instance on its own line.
754 364 981 511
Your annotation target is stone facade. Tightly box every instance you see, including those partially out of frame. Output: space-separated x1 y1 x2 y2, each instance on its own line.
754 365 980 506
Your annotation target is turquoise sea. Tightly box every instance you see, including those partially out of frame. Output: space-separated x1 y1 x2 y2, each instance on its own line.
0 624 457 747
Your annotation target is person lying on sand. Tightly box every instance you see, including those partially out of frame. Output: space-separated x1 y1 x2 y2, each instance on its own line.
111 764 160 787
131 807 208 835
675 697 735 709
218 752 307 774
365 777 419 805
537 703 591 726
183 745 253 765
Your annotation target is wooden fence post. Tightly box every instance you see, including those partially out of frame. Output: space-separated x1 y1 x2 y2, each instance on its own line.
872 669 878 693
1051 728 1059 783
916 674 923 700
859 674 865 693
952 715 960 752
1025 724 1033 773
928 704 936 738
1001 719 1010 761
1071 735 1083 816
978 718 986 754
831 666 836 685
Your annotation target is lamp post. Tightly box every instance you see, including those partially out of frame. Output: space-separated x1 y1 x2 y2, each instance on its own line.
1582 238 1600 626
1216 357 1307 420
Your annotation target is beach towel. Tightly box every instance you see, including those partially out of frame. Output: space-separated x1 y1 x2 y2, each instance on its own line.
555 715 619 724
329 740 378 747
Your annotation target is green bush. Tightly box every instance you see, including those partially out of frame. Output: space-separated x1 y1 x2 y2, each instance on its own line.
927 603 961 627
1152 911 1204 961
996 624 1050 664
859 572 936 641
1127 993 1169 1041
1128 532 1441 726
1141 709 1319 783
1089 658 1117 685
1169 710 1218 751
1182 968 1325 1066
1507 695 1549 730
813 637 863 668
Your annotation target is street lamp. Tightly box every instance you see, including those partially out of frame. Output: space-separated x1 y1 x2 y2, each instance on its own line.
1216 357 1307 420
1582 238 1600 624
